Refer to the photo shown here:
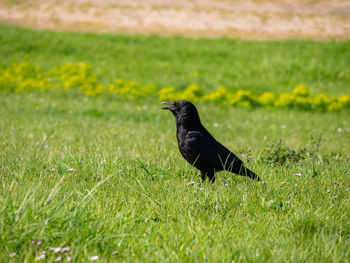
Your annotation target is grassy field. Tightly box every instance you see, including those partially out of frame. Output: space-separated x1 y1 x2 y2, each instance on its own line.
0 26 349 262
1 26 350 95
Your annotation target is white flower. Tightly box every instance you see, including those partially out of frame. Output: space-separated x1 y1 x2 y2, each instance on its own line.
9 253 16 258
35 255 46 260
337 128 342 133
295 184 298 187
294 173 302 177
214 123 219 127
49 247 70 253
61 247 70 252
89 256 99 261
49 247 62 253
186 181 195 185
55 256 62 262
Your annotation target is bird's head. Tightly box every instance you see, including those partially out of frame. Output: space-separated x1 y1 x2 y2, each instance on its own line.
161 100 201 127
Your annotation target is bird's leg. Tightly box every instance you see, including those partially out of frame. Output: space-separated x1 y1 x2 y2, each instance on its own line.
199 170 206 182
207 172 215 185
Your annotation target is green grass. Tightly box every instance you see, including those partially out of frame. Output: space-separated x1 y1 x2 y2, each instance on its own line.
0 26 349 262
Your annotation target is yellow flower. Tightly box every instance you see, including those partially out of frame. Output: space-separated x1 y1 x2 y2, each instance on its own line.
292 84 310 97
1 62 349 112
328 102 342 111
160 87 177 101
312 94 331 111
258 92 276 108
338 95 350 109
159 83 203 102
201 87 229 102
228 90 256 106
237 101 252 109
295 97 313 110
274 93 295 108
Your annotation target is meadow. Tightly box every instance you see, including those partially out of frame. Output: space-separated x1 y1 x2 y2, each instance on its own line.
0 26 349 262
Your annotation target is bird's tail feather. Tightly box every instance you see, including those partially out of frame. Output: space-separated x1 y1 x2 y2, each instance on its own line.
240 166 260 181
225 156 260 181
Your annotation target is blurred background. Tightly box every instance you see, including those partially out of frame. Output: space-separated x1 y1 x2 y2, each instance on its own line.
1 0 350 39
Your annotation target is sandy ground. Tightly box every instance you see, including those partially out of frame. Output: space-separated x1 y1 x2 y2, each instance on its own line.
0 0 350 39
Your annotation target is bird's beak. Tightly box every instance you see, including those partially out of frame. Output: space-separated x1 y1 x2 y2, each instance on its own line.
161 101 175 111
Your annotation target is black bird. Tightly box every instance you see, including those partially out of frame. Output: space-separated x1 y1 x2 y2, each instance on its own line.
162 100 260 184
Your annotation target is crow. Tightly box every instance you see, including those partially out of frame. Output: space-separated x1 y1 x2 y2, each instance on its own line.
162 100 260 184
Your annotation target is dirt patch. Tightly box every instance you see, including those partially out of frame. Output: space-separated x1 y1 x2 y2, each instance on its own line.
1 0 349 39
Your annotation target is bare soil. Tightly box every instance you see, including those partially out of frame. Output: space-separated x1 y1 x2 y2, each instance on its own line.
1 0 350 39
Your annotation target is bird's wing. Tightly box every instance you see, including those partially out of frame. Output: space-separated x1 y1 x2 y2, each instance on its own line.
185 131 238 170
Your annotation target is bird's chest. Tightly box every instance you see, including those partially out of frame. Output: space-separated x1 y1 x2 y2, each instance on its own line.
176 128 197 164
